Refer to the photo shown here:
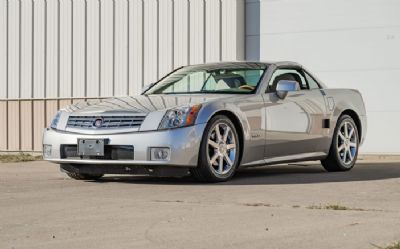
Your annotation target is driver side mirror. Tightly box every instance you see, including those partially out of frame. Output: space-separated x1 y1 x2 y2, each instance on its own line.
275 80 300 99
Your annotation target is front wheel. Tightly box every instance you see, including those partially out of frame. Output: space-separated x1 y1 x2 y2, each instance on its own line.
191 115 240 182
321 115 359 172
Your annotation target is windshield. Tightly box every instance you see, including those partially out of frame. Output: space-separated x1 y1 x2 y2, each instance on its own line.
146 63 268 95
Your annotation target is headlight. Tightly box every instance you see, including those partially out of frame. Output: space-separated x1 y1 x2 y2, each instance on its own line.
50 111 62 129
158 104 202 130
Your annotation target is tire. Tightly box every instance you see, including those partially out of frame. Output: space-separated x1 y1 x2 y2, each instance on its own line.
321 114 359 172
191 115 240 182
66 172 104 180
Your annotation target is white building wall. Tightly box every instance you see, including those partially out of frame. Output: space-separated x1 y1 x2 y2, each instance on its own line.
250 0 400 154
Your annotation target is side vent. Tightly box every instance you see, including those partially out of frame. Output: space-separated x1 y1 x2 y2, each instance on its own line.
323 119 330 128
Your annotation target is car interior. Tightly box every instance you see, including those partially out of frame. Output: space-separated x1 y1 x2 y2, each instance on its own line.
215 73 252 90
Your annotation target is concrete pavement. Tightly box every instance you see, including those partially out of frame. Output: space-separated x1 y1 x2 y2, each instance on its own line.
1 161 399 249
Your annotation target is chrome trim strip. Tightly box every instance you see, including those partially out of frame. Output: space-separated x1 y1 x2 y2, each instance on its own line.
264 152 327 164
240 152 327 168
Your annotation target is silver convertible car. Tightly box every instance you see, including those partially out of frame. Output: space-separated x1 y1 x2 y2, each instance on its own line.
43 61 367 182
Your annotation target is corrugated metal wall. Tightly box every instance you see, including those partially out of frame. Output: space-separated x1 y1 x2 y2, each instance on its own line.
0 98 91 151
0 0 245 152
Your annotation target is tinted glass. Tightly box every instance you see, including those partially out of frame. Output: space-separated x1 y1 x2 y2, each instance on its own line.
304 72 321 89
146 63 268 95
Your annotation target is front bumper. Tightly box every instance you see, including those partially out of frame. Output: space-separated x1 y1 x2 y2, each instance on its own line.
42 124 207 167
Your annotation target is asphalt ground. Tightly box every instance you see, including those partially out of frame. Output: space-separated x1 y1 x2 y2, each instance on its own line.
1 160 399 249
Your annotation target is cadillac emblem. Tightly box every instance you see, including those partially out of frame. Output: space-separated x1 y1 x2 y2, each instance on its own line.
93 117 104 128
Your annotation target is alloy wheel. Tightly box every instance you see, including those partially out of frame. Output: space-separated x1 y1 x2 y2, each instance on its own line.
207 122 237 175
337 121 358 166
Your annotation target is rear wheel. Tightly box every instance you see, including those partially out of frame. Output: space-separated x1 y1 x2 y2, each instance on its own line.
191 115 240 182
321 115 359 172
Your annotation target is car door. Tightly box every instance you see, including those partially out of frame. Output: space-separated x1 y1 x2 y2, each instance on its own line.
263 67 328 159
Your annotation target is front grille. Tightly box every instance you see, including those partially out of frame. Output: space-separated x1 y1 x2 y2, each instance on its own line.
66 115 146 129
60 145 134 160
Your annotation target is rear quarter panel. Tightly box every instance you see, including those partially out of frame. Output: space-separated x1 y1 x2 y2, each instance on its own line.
322 89 367 145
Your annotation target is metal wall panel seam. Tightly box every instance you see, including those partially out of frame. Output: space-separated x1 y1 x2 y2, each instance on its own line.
32 100 38 152
18 0 21 99
31 0 34 99
18 0 21 150
18 100 21 150
219 0 222 61
5 0 8 100
5 0 8 150
44 0 47 98
84 0 87 97
43 98 47 135
57 0 60 98
44 0 47 139
243 0 246 60
141 0 144 88
71 0 73 98
156 0 159 79
203 0 205 63
171 0 174 69
187 0 190 66
31 0 34 150
187 0 190 91
126 0 129 95
98 0 101 97
31 99 34 150
112 0 115 96
5 101 8 151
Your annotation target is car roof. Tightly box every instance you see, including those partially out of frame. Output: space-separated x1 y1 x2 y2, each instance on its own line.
186 60 302 68
181 61 327 89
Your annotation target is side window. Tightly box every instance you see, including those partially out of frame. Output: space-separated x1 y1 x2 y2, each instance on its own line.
202 69 264 92
304 72 320 89
267 69 307 92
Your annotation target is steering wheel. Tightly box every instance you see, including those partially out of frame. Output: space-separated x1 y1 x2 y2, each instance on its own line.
238 85 255 91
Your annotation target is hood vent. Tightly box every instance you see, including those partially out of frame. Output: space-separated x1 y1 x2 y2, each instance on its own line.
66 115 146 129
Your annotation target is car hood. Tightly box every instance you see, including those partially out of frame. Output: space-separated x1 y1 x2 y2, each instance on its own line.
64 94 231 114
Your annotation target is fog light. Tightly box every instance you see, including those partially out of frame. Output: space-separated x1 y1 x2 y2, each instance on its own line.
150 147 170 161
43 144 52 158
